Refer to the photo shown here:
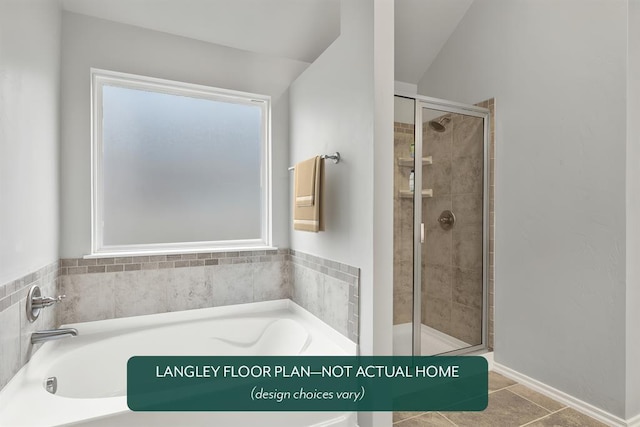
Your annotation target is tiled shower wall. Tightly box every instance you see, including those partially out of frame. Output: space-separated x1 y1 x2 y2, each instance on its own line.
393 122 416 325
392 97 495 350
0 262 58 390
0 250 359 391
422 112 484 346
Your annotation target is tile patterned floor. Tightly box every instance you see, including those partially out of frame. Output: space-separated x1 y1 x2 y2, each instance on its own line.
393 372 608 427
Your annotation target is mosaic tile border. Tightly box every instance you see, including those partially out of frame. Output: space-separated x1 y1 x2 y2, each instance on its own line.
0 262 59 313
289 250 360 343
59 249 290 275
289 250 359 285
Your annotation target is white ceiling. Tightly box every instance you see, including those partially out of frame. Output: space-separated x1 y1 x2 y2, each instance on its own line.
395 0 474 85
62 0 340 63
62 0 472 85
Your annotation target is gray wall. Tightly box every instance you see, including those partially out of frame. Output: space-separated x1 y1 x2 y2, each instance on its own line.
60 12 305 257
419 0 628 417
627 0 640 420
0 0 61 285
289 0 394 425
289 0 375 286
0 0 61 390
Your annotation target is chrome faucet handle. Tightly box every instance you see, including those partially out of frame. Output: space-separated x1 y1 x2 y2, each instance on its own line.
31 294 66 309
27 285 67 322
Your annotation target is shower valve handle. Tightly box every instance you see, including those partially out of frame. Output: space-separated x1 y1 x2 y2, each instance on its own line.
31 294 66 309
437 210 456 230
26 285 66 322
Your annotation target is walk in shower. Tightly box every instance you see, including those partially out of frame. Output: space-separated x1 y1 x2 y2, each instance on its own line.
393 94 490 356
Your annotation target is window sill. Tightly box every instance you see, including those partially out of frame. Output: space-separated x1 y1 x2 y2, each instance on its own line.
84 246 279 259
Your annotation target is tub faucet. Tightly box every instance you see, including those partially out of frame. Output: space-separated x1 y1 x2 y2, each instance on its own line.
26 285 68 323
31 328 78 344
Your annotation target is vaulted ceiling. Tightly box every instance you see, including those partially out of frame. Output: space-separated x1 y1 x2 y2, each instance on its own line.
62 0 340 64
62 0 473 86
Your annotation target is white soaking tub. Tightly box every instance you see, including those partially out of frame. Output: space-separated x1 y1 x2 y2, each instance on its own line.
0 300 357 427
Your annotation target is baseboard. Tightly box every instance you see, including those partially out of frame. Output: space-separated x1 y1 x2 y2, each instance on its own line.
481 351 494 370
627 413 640 427
493 361 631 427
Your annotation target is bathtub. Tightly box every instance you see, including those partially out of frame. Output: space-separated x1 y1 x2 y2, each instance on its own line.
0 300 357 427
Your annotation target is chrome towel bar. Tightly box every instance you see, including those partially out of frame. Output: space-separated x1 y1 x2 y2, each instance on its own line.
288 152 340 171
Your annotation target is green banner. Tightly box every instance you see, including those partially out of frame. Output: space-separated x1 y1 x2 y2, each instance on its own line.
127 356 487 412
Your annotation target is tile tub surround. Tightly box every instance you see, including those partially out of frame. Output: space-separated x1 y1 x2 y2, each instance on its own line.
0 262 59 390
58 249 360 343
58 250 289 325
289 250 360 343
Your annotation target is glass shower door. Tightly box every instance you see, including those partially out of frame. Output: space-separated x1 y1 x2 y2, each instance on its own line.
421 107 484 354
392 96 416 356
393 95 488 357
418 104 487 355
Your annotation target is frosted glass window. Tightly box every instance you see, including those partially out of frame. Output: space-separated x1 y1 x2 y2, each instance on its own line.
91 70 271 254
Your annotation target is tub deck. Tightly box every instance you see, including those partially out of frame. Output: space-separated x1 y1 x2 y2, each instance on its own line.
0 299 356 427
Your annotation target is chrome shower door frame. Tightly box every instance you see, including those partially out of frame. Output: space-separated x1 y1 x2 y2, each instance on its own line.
397 93 490 356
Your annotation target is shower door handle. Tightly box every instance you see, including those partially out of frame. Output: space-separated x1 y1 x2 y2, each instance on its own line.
421 223 425 244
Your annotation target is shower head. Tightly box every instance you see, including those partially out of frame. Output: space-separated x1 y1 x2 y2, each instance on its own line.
428 117 451 132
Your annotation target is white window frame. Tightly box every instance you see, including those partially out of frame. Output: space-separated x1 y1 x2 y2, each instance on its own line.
89 68 273 257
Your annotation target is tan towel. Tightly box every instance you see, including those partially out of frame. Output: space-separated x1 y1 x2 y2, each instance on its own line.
295 157 317 207
293 156 324 232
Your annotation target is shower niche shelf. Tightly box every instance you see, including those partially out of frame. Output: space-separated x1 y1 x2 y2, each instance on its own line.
399 189 433 199
398 156 433 167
